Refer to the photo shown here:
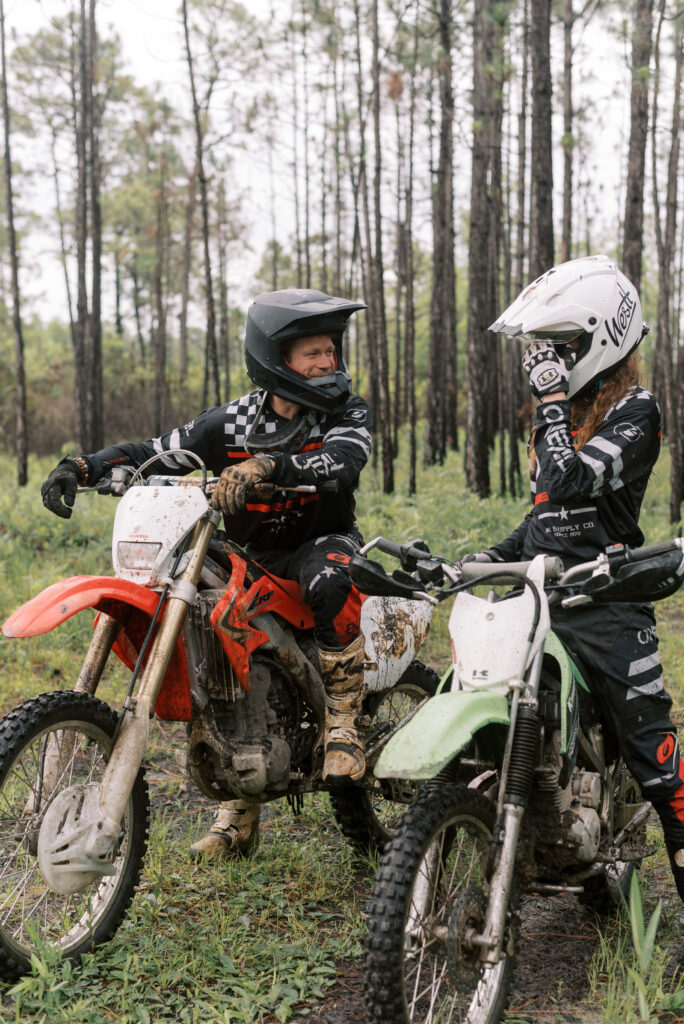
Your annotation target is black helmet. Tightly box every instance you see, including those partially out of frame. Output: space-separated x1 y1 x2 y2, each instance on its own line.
244 288 366 413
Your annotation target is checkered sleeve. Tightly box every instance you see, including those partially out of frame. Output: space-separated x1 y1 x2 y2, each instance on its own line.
84 405 229 483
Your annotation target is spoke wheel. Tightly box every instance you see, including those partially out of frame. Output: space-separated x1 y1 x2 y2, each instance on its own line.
365 784 518 1024
0 690 149 979
330 661 439 853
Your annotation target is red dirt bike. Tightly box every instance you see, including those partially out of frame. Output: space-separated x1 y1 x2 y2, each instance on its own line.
0 455 438 978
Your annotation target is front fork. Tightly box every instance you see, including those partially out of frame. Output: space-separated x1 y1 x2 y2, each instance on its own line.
81 512 219 865
478 655 542 966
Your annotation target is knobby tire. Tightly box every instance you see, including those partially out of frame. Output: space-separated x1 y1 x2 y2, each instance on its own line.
0 690 149 979
364 783 518 1024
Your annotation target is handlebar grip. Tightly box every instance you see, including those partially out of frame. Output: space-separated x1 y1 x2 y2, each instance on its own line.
459 557 564 582
376 538 403 558
624 539 682 563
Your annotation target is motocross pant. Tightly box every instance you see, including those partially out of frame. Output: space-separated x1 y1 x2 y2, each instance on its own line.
247 533 362 649
551 602 684 850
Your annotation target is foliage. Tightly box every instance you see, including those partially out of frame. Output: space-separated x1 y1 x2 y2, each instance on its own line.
628 872 663 1022
0 446 683 1020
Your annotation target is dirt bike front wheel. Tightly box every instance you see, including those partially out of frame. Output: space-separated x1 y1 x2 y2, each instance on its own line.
329 660 439 854
0 690 149 979
364 784 518 1024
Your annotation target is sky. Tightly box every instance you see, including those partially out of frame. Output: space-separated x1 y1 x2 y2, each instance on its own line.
1 0 648 323
4 0 226 318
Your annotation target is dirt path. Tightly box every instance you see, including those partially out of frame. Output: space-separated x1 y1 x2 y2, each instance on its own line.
295 893 601 1024
295 884 683 1024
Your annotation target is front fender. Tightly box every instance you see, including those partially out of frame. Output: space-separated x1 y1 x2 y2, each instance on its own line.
374 690 510 781
2 576 161 637
3 576 191 723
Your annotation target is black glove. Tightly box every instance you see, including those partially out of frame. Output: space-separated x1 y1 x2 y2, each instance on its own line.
522 341 576 399
212 455 274 516
41 458 83 519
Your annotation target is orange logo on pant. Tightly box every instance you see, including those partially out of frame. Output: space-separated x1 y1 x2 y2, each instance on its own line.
657 734 676 764
326 553 351 565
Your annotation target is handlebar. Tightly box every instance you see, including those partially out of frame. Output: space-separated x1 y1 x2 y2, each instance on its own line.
78 470 340 497
354 535 684 606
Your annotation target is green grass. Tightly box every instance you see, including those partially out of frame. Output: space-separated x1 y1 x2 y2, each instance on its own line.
0 444 683 1021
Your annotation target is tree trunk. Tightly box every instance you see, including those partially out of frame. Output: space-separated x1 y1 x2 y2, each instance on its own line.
393 84 404 456
87 0 103 450
560 0 574 263
650 5 682 520
0 0 27 485
371 0 393 492
465 0 498 498
528 0 554 278
179 166 197 385
300 2 312 289
424 0 455 466
182 0 219 408
352 0 379 439
217 179 231 402
623 0 654 294
515 0 529 293
153 145 168 434
332 21 343 296
320 114 329 293
75 0 89 450
114 243 123 340
290 6 303 288
131 257 146 366
405 13 418 495
50 122 76 352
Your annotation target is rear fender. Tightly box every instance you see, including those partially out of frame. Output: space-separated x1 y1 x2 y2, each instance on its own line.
374 690 510 781
2 576 192 722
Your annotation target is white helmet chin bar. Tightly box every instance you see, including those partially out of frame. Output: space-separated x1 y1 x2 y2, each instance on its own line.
489 254 647 399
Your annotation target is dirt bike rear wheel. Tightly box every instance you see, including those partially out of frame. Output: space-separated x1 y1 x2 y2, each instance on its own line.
329 660 439 853
364 784 518 1024
0 690 149 979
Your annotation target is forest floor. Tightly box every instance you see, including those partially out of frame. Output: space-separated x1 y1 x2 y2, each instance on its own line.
293 873 684 1024
154 753 683 1024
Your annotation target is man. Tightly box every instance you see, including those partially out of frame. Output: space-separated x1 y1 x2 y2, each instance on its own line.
41 288 372 861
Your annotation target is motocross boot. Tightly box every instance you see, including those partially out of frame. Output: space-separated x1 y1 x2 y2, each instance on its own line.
666 842 684 902
189 800 260 861
319 634 367 784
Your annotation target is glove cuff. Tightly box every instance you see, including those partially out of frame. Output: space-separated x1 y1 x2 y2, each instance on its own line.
60 455 91 485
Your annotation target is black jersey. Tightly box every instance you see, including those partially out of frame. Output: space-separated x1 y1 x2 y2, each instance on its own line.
85 389 373 550
489 385 661 567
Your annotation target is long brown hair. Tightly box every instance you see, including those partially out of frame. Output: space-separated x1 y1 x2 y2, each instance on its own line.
528 353 641 470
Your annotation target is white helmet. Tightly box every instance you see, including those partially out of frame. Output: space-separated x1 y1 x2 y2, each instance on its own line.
489 254 648 398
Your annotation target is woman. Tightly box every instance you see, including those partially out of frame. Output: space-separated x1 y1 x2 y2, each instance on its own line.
476 254 684 903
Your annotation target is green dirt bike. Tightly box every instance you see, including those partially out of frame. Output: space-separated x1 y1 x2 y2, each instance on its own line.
350 535 684 1024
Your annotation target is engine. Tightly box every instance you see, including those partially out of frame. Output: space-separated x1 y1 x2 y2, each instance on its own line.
530 728 603 870
182 594 318 802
